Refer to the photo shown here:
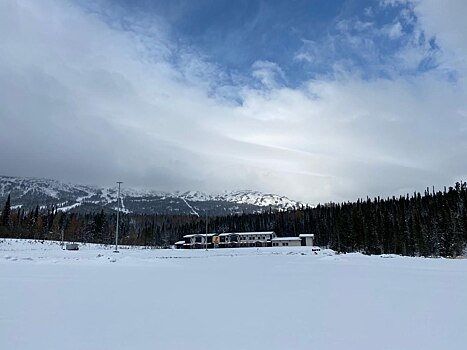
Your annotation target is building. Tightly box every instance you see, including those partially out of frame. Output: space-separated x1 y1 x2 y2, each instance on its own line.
182 233 217 249
174 241 185 249
65 243 79 250
177 231 316 249
218 231 275 248
239 231 275 247
299 234 314 246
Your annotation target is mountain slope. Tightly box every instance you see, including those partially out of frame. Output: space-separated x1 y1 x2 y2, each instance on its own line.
0 176 305 215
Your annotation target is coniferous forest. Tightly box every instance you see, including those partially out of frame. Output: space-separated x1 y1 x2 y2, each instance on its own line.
1 183 467 257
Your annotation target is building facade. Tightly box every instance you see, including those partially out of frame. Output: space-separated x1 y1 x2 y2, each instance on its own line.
299 234 314 246
271 237 301 247
176 232 316 249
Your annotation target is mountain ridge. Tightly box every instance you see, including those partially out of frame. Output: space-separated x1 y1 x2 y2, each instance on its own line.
0 175 306 216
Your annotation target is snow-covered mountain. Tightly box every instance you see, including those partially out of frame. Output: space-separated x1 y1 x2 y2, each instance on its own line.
0 176 305 215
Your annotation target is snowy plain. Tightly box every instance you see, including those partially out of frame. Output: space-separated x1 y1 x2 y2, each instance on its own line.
1 239 466 350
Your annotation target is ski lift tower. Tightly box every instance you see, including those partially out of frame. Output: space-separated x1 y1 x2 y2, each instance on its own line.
114 181 123 253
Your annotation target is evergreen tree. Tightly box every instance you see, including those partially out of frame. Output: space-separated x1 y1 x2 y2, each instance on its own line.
1 181 466 256
1 194 11 227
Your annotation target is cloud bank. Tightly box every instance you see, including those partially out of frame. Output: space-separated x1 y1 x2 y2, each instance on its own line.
0 0 466 203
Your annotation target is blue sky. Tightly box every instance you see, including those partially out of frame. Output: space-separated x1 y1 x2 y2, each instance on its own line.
0 0 466 202
81 0 442 88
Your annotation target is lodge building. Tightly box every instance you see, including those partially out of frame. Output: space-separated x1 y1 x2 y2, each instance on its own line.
174 231 315 249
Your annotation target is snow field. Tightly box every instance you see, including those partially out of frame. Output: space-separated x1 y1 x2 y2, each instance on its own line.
1 239 466 350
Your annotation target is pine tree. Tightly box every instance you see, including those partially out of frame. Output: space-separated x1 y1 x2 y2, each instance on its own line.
1 194 11 227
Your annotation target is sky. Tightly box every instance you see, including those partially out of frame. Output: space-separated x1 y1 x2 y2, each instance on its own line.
0 0 466 203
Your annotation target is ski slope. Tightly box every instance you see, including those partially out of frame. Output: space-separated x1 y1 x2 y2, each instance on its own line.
1 239 466 350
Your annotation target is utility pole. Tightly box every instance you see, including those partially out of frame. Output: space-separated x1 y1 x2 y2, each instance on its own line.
114 181 123 253
205 212 208 251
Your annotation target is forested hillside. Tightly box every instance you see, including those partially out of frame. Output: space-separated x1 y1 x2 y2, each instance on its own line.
2 183 467 257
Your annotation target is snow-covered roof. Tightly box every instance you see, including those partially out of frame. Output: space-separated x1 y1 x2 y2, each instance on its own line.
183 233 216 238
299 234 314 238
271 237 301 241
219 231 274 236
174 241 185 245
238 231 274 236
219 232 236 236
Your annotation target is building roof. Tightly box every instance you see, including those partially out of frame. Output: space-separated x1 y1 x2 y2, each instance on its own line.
238 231 274 236
183 233 216 238
219 232 237 236
174 241 185 245
299 234 314 238
183 231 274 238
271 237 301 241
219 231 274 236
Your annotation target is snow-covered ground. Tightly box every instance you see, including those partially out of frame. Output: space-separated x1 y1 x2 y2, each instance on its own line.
1 239 466 350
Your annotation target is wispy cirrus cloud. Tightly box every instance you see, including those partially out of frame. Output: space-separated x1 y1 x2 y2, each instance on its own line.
294 0 445 80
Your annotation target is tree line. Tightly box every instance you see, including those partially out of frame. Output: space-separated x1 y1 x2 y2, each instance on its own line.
1 182 467 257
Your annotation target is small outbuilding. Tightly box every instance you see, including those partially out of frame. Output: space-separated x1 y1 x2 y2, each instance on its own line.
174 241 185 249
299 234 314 246
65 243 79 251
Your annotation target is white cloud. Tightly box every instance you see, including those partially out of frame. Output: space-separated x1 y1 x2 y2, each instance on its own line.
380 0 410 8
0 0 466 204
386 21 403 39
251 60 286 89
232 74 467 201
410 0 467 77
